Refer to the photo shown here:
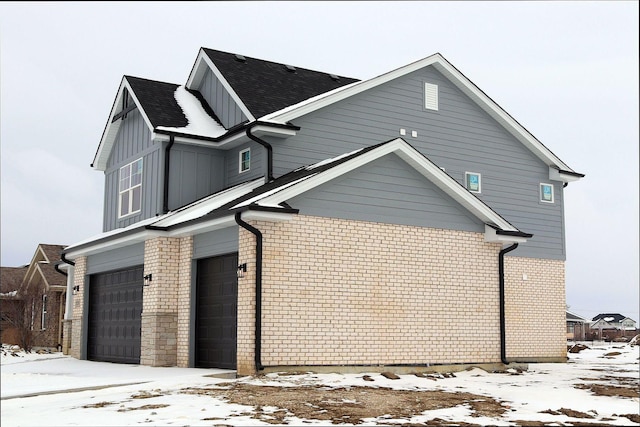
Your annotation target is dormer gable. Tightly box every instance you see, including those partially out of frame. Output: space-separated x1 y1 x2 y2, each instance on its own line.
20 244 67 294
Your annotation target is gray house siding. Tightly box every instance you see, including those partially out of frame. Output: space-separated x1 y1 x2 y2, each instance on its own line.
272 66 565 259
193 227 239 259
86 243 145 274
103 109 163 232
198 68 248 129
168 143 225 210
224 141 265 187
289 154 484 233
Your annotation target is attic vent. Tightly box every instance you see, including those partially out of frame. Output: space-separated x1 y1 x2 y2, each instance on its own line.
329 74 340 81
424 82 439 111
285 64 296 72
234 54 246 62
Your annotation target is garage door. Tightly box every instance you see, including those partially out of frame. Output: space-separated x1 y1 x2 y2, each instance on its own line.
88 266 143 364
196 253 238 369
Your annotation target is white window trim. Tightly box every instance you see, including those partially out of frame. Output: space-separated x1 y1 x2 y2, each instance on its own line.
424 82 439 111
465 171 482 193
540 182 554 203
41 294 47 330
239 148 251 173
118 158 143 218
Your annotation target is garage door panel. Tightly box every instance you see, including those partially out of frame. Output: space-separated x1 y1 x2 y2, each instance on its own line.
88 266 143 364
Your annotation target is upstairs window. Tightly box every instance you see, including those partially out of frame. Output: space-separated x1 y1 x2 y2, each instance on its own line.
119 158 143 217
540 183 554 203
424 82 439 111
239 149 251 173
465 172 481 193
41 294 47 330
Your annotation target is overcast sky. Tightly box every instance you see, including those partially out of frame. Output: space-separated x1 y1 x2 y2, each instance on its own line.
1 2 638 323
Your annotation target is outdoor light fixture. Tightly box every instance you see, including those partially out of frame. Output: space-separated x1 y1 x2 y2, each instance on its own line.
143 274 152 286
72 285 80 295
237 263 247 279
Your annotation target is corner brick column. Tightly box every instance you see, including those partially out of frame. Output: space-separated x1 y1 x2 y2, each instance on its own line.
62 320 72 355
69 256 87 359
237 224 258 376
141 237 190 367
176 236 193 367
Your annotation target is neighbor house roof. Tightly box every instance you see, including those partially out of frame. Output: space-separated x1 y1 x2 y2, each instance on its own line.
566 311 587 322
592 313 633 323
66 138 531 259
20 244 67 294
0 266 27 296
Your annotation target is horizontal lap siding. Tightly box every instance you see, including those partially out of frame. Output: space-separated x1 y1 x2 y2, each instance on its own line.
193 227 239 259
86 243 145 274
289 154 483 233
274 66 565 259
225 141 265 187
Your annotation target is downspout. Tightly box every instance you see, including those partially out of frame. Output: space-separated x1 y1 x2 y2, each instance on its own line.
162 135 175 214
246 127 274 182
60 254 76 323
499 243 519 365
234 212 264 372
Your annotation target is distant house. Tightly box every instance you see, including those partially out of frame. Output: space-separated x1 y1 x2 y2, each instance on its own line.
0 266 27 344
566 311 588 341
590 313 637 340
61 48 583 375
1 244 68 350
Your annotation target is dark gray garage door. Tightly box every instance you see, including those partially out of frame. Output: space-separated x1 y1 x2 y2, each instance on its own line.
196 253 238 369
88 266 143 364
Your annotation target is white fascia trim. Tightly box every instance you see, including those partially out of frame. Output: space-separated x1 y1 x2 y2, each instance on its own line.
483 225 529 244
240 210 296 223
264 52 575 173
549 167 583 183
186 49 255 122
93 78 155 171
64 229 163 260
256 138 519 233
164 216 238 238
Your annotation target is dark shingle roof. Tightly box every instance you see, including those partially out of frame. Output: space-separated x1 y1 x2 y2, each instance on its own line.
1 267 27 294
202 48 360 118
592 313 628 323
125 76 186 128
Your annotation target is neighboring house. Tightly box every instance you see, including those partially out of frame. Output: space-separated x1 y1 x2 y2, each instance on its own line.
566 311 588 341
61 48 584 375
0 266 27 344
590 313 637 340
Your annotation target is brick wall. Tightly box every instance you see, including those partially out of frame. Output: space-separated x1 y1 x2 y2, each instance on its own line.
237 215 504 375
504 256 566 361
69 256 86 359
176 236 193 367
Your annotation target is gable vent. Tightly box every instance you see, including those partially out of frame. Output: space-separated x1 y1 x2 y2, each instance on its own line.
234 54 246 62
329 74 340 81
424 82 438 111
285 64 296 73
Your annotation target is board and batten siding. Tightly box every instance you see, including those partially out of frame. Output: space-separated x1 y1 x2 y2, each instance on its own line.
289 154 484 233
197 68 248 129
103 108 163 232
168 143 226 210
271 65 565 260
193 227 239 260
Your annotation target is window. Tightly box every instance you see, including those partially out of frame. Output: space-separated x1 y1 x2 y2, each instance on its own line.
465 172 481 193
540 183 554 203
424 82 438 111
119 158 143 217
41 294 47 330
239 149 251 173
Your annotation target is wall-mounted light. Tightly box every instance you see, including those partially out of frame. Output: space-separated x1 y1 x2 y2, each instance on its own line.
72 285 80 295
237 263 247 279
143 274 152 286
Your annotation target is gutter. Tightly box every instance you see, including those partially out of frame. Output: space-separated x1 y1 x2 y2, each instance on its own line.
163 135 175 214
499 243 519 365
234 212 264 372
152 120 300 144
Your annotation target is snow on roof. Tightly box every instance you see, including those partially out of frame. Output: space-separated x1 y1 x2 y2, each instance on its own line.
604 317 615 322
231 175 317 209
156 85 227 138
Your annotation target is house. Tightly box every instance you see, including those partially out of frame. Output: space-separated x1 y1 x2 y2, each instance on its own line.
590 313 637 340
566 311 588 341
0 266 27 344
61 48 584 375
1 244 68 350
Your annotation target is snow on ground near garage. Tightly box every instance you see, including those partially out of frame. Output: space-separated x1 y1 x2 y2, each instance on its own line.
1 341 638 426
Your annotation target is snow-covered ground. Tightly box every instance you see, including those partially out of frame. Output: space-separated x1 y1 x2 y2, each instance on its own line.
1 342 638 426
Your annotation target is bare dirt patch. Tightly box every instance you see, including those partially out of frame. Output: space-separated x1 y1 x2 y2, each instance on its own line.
117 403 170 412
181 383 507 424
540 408 595 418
575 383 639 399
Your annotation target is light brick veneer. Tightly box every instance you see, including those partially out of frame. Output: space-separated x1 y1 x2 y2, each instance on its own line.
69 256 87 359
504 256 566 362
176 236 193 367
237 215 504 375
141 236 192 367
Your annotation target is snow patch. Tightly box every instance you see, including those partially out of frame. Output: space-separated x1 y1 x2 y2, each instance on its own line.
156 86 227 138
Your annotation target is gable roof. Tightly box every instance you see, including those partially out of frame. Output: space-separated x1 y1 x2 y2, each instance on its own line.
566 311 587 322
592 313 634 323
20 244 67 293
261 52 584 181
1 266 27 295
188 48 360 120
66 138 531 259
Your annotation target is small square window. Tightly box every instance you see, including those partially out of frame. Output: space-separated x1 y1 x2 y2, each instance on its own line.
465 172 481 193
239 149 250 173
540 183 554 203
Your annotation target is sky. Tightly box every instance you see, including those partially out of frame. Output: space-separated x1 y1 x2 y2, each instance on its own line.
0 2 638 323
2 343 639 426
